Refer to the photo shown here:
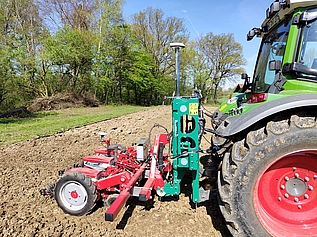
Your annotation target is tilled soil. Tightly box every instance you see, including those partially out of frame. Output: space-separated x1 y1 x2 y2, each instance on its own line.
0 106 231 237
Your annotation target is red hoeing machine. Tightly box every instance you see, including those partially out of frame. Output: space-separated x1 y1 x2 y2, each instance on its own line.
40 129 172 221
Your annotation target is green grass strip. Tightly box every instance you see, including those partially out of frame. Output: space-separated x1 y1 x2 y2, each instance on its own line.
0 105 149 145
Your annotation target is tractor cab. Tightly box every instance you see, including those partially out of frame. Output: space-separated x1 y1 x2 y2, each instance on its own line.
213 0 317 137
250 0 317 93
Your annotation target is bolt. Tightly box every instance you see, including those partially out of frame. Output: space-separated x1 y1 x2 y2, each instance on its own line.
305 177 310 182
298 205 302 209
293 167 297 171
294 173 299 178
309 185 314 191
284 193 289 198
280 185 285 190
304 194 309 199
285 176 289 181
294 197 299 202
278 197 282 201
314 175 317 179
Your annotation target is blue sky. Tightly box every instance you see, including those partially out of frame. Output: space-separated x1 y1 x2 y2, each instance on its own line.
123 0 274 79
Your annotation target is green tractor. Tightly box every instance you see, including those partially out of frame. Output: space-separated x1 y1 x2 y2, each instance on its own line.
213 0 317 236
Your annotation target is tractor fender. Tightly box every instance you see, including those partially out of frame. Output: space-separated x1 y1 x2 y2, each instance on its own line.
215 94 317 137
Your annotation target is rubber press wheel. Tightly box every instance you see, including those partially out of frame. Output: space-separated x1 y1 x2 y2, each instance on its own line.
54 171 98 216
218 114 317 236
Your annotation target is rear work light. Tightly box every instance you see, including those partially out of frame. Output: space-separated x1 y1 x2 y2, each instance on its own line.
247 93 267 104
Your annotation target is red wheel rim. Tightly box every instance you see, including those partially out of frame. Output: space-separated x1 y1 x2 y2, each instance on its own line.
254 150 317 236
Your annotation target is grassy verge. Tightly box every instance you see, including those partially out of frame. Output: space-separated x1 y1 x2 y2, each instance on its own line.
0 105 150 145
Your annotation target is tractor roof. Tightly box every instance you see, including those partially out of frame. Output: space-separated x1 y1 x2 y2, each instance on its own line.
262 0 317 31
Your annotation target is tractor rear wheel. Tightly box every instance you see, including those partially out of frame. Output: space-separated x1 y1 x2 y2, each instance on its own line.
54 171 98 216
218 114 317 236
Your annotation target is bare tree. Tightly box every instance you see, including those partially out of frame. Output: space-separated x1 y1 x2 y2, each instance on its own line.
131 7 189 77
36 0 94 30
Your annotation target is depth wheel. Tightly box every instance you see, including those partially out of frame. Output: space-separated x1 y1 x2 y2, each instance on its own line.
54 171 97 216
218 114 317 236
104 194 119 207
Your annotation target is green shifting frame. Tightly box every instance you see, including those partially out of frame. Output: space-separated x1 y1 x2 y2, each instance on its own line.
164 97 201 203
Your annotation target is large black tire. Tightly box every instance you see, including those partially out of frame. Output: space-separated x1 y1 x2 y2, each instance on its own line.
218 114 317 236
54 171 98 216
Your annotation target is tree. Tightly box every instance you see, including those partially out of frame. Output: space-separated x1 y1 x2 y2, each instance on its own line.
91 0 129 104
131 7 189 100
91 0 161 106
0 0 48 111
93 22 156 105
43 27 95 94
177 44 203 95
195 33 246 103
37 0 94 30
0 1 247 111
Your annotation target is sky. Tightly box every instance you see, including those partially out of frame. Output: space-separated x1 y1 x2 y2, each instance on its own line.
123 0 274 81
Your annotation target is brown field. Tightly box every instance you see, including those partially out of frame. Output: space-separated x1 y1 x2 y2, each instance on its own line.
0 106 231 237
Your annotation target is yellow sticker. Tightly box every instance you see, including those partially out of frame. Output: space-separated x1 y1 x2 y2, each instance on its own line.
189 103 198 115
219 104 227 111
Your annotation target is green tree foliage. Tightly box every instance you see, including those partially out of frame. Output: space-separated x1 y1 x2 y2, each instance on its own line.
44 27 95 94
194 33 246 103
0 0 247 112
94 23 156 105
91 0 158 105
0 0 48 111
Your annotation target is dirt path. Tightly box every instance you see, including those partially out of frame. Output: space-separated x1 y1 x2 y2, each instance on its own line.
0 106 231 237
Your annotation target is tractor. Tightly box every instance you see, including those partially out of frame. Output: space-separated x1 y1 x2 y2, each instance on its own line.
214 0 317 236
41 0 317 236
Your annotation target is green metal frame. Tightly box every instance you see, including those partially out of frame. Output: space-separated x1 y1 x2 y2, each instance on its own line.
164 97 201 202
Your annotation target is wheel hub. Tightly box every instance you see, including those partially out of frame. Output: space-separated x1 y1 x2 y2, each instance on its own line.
278 168 314 207
70 190 79 199
285 177 307 197
254 150 317 236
